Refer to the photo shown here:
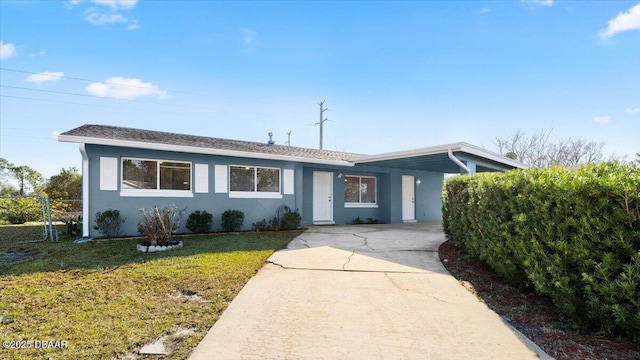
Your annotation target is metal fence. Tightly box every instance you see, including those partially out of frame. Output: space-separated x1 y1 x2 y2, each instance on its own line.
0 195 58 243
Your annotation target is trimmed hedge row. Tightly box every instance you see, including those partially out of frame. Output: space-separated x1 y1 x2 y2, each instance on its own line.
442 163 640 341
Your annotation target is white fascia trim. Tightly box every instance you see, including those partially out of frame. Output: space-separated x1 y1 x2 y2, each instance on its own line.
79 144 90 238
229 191 283 199
352 141 527 169
351 142 465 163
120 190 194 198
458 143 528 169
58 135 355 167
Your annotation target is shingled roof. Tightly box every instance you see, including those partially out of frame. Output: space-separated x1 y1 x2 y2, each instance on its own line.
59 124 364 163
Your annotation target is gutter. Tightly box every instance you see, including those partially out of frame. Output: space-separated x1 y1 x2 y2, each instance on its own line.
78 143 91 240
448 148 471 174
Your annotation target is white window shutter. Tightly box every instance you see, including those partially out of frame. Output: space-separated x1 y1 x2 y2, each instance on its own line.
283 169 294 194
214 165 228 193
195 164 209 193
100 157 118 191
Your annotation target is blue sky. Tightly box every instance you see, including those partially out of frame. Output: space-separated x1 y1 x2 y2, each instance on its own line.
1 0 639 178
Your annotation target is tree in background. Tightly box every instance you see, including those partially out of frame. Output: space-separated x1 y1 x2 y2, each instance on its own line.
46 167 81 201
0 158 45 195
494 129 610 168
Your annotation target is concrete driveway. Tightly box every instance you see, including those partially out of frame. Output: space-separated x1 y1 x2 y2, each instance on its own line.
189 224 550 360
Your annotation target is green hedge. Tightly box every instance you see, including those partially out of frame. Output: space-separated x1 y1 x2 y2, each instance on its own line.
442 163 640 341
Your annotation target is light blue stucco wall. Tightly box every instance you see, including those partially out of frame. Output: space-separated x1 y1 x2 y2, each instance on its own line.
86 145 301 237
84 144 444 237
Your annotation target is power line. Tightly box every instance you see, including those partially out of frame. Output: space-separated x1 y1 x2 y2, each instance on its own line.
0 67 209 97
0 95 189 115
0 85 213 110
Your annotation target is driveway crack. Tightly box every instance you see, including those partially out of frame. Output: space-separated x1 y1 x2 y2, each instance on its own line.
352 234 374 251
384 272 450 303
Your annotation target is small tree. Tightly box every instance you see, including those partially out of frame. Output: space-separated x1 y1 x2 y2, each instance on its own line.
138 206 184 246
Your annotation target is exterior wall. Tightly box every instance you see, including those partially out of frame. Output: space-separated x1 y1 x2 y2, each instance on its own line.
86 144 300 237
85 144 445 238
301 165 443 226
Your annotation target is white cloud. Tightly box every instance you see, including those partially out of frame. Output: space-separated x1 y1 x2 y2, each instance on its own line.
241 28 258 45
0 41 18 59
593 115 612 124
84 9 127 25
127 19 139 30
521 0 554 7
91 0 138 10
51 131 62 140
28 49 47 57
24 71 65 84
85 77 168 100
626 108 640 114
599 4 640 39
480 7 491 14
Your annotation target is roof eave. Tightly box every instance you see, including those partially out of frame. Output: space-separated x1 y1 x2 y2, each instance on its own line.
58 134 355 167
351 141 527 169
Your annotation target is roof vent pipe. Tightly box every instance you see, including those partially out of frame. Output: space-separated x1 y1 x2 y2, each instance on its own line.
267 132 275 146
448 148 471 174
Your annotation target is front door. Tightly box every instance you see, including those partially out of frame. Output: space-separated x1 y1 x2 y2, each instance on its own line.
313 171 333 224
402 175 416 222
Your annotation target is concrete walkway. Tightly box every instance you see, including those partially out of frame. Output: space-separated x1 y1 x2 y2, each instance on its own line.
189 224 550 360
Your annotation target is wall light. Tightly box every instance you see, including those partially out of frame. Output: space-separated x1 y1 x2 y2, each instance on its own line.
416 179 421 185
337 173 343 178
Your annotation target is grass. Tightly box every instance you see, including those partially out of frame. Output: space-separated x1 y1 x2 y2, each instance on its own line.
0 229 303 359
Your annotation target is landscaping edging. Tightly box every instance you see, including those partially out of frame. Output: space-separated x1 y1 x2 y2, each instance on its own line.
137 241 183 253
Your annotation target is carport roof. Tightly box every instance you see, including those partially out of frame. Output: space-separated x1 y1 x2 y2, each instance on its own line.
59 124 526 172
351 142 527 173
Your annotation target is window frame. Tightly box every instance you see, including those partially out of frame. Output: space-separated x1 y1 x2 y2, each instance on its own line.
120 157 193 198
344 175 378 208
229 165 282 199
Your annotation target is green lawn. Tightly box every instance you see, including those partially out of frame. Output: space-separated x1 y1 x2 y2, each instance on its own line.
0 230 303 359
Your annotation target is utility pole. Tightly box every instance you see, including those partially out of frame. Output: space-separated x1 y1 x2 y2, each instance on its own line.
316 101 329 150
286 131 292 146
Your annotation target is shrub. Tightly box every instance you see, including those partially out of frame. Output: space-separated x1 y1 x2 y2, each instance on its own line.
186 210 213 233
93 209 125 238
279 211 302 230
252 219 268 232
352 217 364 224
221 210 244 232
365 218 380 224
0 197 42 224
138 206 184 246
442 162 640 341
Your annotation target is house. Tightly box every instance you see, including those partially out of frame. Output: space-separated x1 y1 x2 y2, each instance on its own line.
58 124 525 238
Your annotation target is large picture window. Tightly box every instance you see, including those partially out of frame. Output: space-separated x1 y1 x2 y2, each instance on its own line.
122 158 191 191
230 165 280 197
344 175 377 206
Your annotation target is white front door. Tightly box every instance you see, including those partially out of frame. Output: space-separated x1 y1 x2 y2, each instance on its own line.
402 175 416 222
313 171 333 224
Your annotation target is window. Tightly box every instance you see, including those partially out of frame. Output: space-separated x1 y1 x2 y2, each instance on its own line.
344 175 377 206
122 158 191 192
230 165 281 198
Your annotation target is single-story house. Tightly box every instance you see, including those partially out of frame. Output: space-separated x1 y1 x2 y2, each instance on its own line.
58 124 525 238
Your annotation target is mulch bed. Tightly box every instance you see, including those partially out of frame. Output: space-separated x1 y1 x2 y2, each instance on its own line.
438 239 640 360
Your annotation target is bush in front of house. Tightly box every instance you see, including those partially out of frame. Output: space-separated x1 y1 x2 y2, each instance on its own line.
221 210 244 232
93 209 125 238
186 210 213 233
442 162 640 342
138 205 184 246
